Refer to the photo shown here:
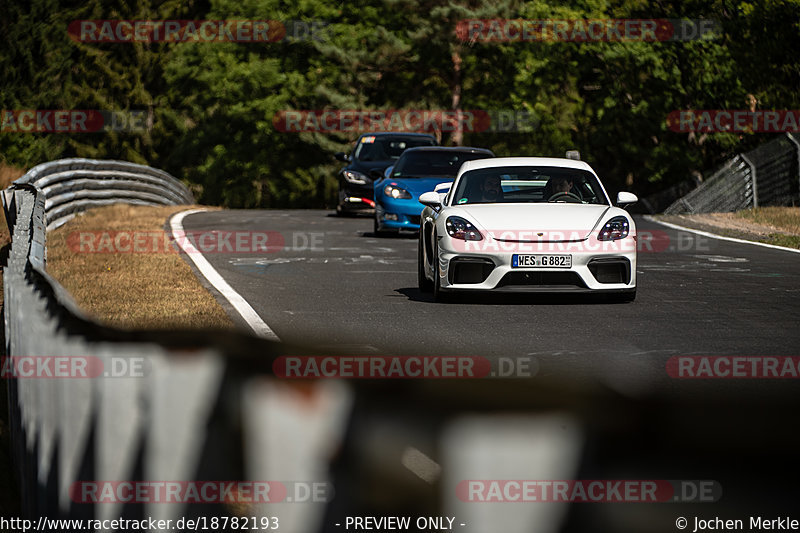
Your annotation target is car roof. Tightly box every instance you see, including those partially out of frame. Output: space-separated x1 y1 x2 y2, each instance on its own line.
400 146 494 154
459 157 595 174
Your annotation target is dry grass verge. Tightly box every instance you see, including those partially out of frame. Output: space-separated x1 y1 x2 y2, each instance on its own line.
46 204 235 330
734 206 800 233
0 164 25 191
656 207 800 249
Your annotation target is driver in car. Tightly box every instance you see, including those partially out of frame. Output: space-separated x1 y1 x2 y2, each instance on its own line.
545 175 585 203
548 176 574 198
478 175 502 202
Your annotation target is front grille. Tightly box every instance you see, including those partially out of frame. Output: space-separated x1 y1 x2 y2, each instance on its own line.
407 215 421 225
497 271 587 288
588 258 631 284
449 258 495 284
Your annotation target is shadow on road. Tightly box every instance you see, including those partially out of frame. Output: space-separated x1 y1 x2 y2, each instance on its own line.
396 287 629 306
361 231 418 239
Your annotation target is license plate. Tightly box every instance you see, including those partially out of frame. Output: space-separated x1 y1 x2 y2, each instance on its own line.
512 254 572 268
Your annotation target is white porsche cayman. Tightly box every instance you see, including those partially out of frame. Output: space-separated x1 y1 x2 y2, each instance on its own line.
417 157 638 302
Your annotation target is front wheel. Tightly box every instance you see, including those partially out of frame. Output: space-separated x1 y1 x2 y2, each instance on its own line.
373 217 389 237
432 237 451 303
418 232 433 292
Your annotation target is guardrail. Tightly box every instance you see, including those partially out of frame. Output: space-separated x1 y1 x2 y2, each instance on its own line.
664 132 800 214
2 158 195 231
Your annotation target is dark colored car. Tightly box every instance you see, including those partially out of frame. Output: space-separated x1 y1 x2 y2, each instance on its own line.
335 132 437 216
372 146 495 235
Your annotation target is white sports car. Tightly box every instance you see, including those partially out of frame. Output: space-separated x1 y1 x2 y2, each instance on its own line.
417 157 638 302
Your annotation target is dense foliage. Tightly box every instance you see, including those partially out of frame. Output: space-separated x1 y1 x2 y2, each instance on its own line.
1 0 798 207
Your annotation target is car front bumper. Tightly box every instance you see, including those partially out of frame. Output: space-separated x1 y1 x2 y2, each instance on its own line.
434 235 637 292
338 185 376 214
375 198 424 230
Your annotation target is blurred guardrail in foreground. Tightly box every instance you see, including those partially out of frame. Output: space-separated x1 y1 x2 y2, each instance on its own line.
0 159 358 533
3 159 800 533
663 132 800 214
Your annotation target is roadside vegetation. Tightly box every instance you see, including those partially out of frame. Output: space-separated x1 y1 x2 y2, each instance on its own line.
2 0 799 207
736 207 800 248
735 206 800 233
657 207 800 249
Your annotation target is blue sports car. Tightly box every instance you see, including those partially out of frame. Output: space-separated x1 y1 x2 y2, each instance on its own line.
373 146 494 235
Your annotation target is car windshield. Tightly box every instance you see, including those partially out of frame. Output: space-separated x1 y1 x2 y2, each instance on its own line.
450 166 609 205
353 136 436 162
392 150 493 178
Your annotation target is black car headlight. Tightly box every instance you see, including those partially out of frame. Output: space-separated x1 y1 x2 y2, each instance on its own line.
343 170 368 185
446 216 483 241
383 184 412 199
597 216 630 241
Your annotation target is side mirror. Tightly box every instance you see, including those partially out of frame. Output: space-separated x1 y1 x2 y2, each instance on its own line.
334 152 350 163
616 191 638 206
368 168 384 180
383 166 394 179
434 182 452 193
419 191 442 208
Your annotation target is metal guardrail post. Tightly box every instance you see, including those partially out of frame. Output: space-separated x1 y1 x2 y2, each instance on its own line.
786 132 800 205
739 153 757 208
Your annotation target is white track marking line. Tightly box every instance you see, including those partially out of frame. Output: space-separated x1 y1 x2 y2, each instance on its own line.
644 215 800 255
170 208 280 340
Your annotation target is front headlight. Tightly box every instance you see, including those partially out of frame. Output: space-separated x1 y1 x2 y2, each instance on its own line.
383 184 412 199
446 216 483 241
597 216 630 241
343 170 368 185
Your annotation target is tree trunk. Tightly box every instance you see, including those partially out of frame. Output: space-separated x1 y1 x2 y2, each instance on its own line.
450 48 463 146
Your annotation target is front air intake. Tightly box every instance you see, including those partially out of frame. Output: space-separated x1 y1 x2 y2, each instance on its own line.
449 258 495 284
588 258 631 284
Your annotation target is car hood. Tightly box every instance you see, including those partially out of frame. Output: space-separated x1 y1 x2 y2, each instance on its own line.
350 159 395 176
388 177 454 195
457 204 612 241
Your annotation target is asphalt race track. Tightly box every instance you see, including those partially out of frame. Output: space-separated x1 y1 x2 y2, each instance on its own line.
175 208 800 523
179 210 800 389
